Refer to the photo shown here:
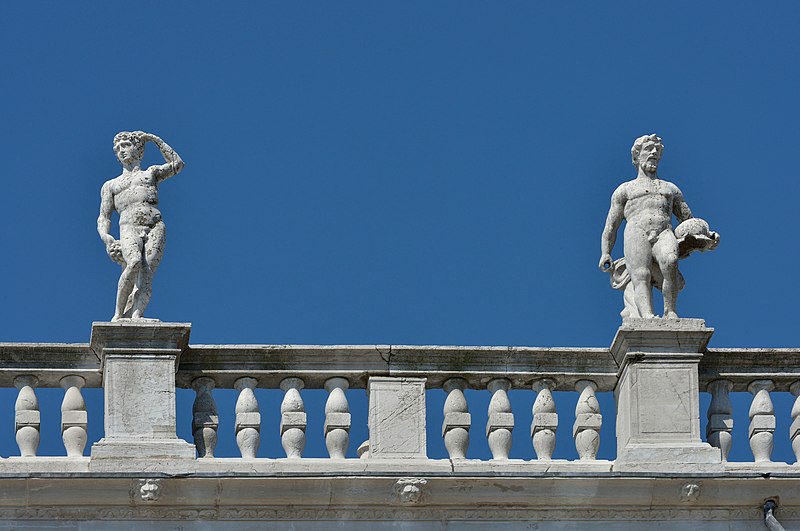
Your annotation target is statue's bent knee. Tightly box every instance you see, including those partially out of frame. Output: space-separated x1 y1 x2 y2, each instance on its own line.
630 267 651 284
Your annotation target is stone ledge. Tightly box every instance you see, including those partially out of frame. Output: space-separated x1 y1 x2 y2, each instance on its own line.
0 457 797 477
0 475 796 525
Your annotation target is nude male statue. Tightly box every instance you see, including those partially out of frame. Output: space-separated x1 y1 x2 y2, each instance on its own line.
97 131 185 321
599 134 718 319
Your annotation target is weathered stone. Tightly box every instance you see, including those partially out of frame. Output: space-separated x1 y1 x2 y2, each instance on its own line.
487 412 515 433
324 378 350 459
573 413 602 434
442 412 471 434
97 131 185 321
60 374 88 457
89 321 195 465
368 377 427 459
280 412 307 432
235 412 261 429
611 319 721 470
442 378 470 459
749 415 777 437
600 134 719 320
708 414 734 431
280 377 306 458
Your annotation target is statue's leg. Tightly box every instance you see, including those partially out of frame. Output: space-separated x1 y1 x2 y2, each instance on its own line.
653 229 680 319
114 226 144 321
623 226 655 318
131 222 166 319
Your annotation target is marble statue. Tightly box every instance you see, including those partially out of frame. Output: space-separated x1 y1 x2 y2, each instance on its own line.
599 134 719 319
97 131 185 321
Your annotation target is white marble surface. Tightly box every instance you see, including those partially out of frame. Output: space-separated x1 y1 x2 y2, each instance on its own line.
600 134 719 319
368 377 427 458
97 131 185 321
89 321 195 464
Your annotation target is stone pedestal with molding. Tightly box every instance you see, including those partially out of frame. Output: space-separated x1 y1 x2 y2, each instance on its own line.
89 321 196 469
611 318 721 471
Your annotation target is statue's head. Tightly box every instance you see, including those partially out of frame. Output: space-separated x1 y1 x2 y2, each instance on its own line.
631 133 663 174
113 131 145 165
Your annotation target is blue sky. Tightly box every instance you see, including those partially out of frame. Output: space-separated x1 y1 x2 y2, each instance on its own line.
1 2 798 462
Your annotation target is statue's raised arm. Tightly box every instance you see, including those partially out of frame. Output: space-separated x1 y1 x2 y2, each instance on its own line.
97 131 185 321
139 131 185 182
599 134 719 320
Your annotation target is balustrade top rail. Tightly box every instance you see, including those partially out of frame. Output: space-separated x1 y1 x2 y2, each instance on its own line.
176 345 617 390
0 342 797 392
0 343 100 388
699 348 800 391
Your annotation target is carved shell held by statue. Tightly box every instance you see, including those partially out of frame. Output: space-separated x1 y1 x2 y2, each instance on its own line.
675 218 719 259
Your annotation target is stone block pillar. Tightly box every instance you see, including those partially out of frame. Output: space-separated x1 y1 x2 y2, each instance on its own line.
611 318 721 471
367 377 427 459
89 321 196 468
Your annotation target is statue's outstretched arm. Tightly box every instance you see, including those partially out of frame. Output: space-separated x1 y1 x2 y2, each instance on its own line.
145 133 185 182
672 187 693 223
599 186 625 271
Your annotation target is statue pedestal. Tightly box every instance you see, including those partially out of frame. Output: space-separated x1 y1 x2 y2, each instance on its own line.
89 321 195 468
611 318 721 471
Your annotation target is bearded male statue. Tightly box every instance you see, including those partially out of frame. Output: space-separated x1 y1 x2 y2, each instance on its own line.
599 134 719 319
97 131 185 321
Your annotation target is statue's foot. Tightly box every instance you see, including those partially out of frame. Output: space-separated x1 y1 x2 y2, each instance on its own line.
642 313 657 319
111 313 122 322
664 311 679 320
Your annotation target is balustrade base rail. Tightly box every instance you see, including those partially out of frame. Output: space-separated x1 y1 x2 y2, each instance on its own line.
0 457 798 476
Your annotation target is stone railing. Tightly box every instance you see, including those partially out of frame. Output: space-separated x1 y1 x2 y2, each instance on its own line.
0 343 98 460
176 342 617 466
699 347 800 466
0 319 798 475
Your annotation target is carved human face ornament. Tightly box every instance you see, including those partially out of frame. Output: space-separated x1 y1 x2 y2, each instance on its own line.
637 140 662 174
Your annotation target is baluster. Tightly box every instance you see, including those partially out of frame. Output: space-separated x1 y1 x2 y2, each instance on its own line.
790 381 800 464
14 376 39 457
706 379 733 462
442 378 470 459
748 379 775 463
486 378 513 460
573 380 601 460
60 376 87 457
280 377 306 458
531 379 557 460
192 377 218 458
234 377 261 459
357 440 370 459
324 377 351 459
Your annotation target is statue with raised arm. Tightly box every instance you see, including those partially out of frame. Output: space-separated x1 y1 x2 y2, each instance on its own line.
97 131 185 321
599 134 719 319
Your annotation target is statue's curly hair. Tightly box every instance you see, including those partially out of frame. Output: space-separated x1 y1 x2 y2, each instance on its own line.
113 131 146 160
631 133 663 167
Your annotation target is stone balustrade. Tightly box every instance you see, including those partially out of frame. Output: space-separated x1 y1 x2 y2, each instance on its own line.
0 322 798 474
176 342 618 465
699 347 800 466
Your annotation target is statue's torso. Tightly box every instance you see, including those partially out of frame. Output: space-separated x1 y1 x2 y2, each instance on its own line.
110 169 162 227
623 178 676 235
